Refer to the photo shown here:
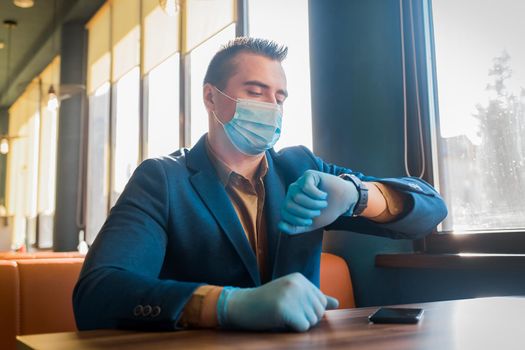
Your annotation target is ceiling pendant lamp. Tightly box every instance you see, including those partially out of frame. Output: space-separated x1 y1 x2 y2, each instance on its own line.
0 138 9 155
47 85 59 111
13 0 35 8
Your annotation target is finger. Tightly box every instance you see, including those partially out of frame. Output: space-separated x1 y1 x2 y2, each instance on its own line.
303 175 328 200
325 295 339 310
304 307 320 327
278 221 311 235
311 297 325 321
303 279 327 316
292 192 329 210
288 315 311 333
280 210 313 227
284 201 322 219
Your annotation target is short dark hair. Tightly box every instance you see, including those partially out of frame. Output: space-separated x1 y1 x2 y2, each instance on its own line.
203 37 288 89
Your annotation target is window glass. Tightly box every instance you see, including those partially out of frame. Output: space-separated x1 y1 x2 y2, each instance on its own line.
36 57 60 248
86 4 112 243
112 67 140 205
249 0 313 150
7 81 41 249
432 0 525 232
86 82 111 244
146 53 180 158
189 24 235 146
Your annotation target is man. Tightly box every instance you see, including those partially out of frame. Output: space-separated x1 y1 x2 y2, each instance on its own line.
73 37 447 332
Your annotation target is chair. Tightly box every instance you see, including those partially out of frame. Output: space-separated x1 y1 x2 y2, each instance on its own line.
320 252 355 309
0 258 84 350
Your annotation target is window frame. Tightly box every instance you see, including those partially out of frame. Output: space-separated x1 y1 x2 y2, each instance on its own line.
409 0 525 254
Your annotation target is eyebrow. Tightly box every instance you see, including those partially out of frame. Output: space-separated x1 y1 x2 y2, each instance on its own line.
243 80 288 98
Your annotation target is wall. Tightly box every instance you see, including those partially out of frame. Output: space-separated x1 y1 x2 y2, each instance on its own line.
309 0 525 307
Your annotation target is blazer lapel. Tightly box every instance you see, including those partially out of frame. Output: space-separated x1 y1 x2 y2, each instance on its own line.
263 151 287 280
187 135 261 286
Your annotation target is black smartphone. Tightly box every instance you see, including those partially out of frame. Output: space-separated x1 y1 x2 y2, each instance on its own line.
368 307 424 324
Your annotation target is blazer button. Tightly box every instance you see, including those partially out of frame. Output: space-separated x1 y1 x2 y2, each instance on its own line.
152 306 161 317
133 305 143 316
143 305 152 317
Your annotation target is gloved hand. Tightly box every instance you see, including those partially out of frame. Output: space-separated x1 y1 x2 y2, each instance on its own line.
278 170 359 235
217 272 339 332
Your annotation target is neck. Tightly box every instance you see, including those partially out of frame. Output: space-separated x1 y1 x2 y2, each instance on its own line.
206 132 264 180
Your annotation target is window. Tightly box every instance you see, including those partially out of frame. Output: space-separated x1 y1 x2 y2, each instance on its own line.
85 82 110 244
145 53 180 158
110 0 141 205
6 57 60 250
7 83 40 249
430 0 525 233
112 67 141 205
143 0 181 158
189 24 236 146
248 0 313 150
36 57 61 248
86 3 111 244
187 0 236 146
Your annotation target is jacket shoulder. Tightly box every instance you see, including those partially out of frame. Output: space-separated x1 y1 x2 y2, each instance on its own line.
270 145 317 164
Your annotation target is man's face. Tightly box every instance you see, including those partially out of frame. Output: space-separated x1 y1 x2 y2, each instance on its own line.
208 52 288 124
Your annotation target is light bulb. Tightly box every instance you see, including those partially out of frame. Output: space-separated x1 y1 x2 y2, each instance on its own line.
0 138 8 155
47 85 59 111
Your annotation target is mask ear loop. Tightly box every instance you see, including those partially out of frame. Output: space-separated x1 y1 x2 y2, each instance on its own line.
214 86 238 103
212 111 226 127
212 86 238 126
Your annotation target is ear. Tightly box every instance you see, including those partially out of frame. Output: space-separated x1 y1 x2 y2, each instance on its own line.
203 83 215 112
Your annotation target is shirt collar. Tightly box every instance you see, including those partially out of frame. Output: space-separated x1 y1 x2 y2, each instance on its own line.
205 136 268 186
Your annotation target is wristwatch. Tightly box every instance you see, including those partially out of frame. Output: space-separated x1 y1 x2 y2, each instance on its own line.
338 173 369 216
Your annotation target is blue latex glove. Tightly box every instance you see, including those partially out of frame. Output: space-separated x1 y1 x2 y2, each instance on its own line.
278 170 359 235
217 272 339 332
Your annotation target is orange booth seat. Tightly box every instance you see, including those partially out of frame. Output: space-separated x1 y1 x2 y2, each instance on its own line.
0 252 353 349
0 251 85 260
320 252 355 309
0 258 84 350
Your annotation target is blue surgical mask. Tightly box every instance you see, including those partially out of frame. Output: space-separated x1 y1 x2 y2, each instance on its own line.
212 87 283 156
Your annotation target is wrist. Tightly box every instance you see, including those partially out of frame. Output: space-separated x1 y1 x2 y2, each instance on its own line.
338 174 368 216
216 287 236 328
217 286 247 328
341 178 358 215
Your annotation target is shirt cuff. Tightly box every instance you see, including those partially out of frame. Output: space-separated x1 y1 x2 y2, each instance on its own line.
180 285 223 328
367 182 406 223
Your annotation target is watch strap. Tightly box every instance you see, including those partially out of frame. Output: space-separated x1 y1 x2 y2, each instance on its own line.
339 173 368 216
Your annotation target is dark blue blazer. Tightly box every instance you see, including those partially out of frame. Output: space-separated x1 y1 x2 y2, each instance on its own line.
73 134 447 330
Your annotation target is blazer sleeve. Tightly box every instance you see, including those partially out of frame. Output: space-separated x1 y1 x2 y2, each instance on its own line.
73 158 202 331
298 146 448 240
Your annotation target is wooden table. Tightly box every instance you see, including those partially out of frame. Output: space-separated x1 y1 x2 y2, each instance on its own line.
17 296 525 350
